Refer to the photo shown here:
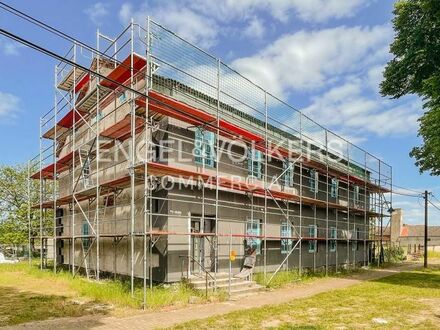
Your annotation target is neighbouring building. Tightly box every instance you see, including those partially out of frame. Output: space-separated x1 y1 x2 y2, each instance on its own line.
390 208 440 255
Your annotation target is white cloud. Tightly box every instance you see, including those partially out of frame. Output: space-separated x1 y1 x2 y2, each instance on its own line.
84 2 109 25
302 77 421 138
117 0 374 49
0 37 21 55
243 17 265 39
118 3 218 49
288 0 374 23
231 25 392 96
188 0 374 23
226 23 423 140
0 91 20 121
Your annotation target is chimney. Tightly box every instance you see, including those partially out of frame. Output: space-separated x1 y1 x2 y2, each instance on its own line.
390 208 403 243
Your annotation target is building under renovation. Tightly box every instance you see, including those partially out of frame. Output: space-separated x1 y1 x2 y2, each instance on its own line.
30 20 392 294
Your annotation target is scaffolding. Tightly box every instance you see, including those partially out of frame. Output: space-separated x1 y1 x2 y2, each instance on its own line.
28 19 392 306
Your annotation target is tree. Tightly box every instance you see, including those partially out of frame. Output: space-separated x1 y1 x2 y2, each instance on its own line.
380 0 440 175
0 164 41 249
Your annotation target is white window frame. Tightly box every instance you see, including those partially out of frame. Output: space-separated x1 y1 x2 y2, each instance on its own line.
246 218 262 255
309 169 318 193
330 178 339 198
280 221 292 254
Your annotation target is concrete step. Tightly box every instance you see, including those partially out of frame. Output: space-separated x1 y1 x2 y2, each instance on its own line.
188 272 230 280
189 276 249 287
192 279 257 291
229 284 265 297
187 272 264 297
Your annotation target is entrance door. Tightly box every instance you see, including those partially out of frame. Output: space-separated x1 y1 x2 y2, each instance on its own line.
190 215 215 274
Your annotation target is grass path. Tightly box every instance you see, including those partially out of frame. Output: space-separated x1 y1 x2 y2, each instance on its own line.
8 262 420 329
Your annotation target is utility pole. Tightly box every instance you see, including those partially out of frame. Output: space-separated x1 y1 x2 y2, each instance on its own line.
424 190 429 268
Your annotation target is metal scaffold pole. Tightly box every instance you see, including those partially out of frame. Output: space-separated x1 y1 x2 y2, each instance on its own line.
130 18 135 296
143 16 152 309
27 160 32 266
346 144 350 268
379 162 383 265
263 91 268 280
72 43 77 276
299 114 303 275
325 131 329 276
96 28 101 281
53 66 58 274
363 153 368 266
214 58 220 289
39 116 43 270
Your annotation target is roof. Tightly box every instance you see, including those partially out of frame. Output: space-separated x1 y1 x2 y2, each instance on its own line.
400 224 440 237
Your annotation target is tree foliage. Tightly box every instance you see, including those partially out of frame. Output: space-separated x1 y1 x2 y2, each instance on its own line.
0 164 39 246
380 0 440 175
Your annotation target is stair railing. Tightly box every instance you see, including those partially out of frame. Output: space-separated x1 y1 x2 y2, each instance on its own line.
179 255 216 298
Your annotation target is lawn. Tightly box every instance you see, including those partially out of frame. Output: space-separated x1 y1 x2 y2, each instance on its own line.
173 267 440 329
0 261 219 326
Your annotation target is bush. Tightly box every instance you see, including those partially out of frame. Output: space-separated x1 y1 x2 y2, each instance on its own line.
383 246 405 263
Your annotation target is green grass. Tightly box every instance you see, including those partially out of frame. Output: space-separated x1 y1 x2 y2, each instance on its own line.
0 261 221 326
0 286 101 326
427 250 440 259
173 267 440 329
254 266 365 289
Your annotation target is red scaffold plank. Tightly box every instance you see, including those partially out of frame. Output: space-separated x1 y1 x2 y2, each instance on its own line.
74 73 90 93
58 109 87 128
100 53 147 90
30 151 76 179
100 115 145 141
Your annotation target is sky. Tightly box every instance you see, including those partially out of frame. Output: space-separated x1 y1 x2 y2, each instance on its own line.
0 0 439 225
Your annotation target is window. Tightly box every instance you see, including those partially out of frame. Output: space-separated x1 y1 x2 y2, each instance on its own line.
308 225 317 253
82 222 90 251
194 127 216 168
330 227 337 252
309 169 318 193
103 195 115 207
283 160 294 187
246 218 262 254
118 92 126 104
281 221 292 254
353 185 360 204
247 148 263 179
330 178 339 198
82 157 91 187
91 111 103 125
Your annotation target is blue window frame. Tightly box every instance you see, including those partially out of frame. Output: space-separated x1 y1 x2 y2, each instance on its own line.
308 225 317 253
82 222 90 250
330 178 339 198
118 92 126 104
281 221 292 254
330 227 337 252
247 148 263 179
309 169 318 193
246 219 262 255
283 160 294 187
194 127 216 168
